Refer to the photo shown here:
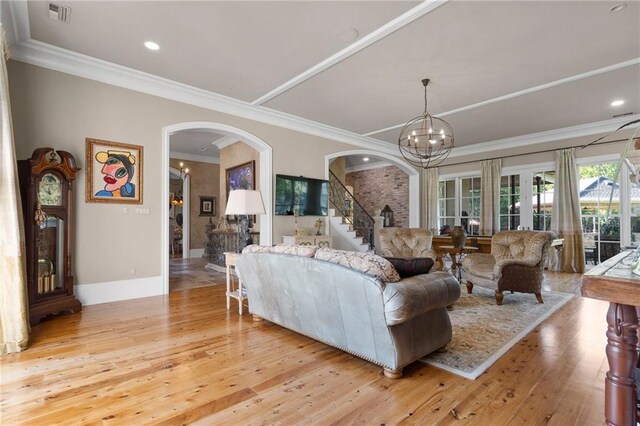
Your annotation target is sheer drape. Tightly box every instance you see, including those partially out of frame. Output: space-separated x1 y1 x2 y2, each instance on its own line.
422 167 439 234
480 159 501 236
552 148 585 273
0 26 30 355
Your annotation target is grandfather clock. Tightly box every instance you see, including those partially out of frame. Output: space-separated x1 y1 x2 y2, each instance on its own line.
18 148 81 324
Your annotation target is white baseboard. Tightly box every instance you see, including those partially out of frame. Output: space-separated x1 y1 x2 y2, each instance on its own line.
190 248 205 258
75 275 163 306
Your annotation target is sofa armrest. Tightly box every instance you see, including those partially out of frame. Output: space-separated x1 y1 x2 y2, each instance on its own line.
382 271 461 326
493 258 539 278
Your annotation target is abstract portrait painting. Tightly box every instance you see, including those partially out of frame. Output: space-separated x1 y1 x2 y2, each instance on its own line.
86 138 143 204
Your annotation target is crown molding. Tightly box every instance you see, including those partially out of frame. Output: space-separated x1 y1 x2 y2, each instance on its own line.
345 161 391 174
365 57 640 137
169 151 220 165
251 0 449 106
447 114 640 159
9 38 401 157
213 136 240 150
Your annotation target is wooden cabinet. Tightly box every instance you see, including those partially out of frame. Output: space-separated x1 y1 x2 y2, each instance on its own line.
18 148 81 325
282 235 333 248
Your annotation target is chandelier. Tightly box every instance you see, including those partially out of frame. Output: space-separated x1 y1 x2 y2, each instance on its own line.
170 162 189 206
398 78 454 169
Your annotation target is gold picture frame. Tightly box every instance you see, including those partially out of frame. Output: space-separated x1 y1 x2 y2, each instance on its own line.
85 138 144 204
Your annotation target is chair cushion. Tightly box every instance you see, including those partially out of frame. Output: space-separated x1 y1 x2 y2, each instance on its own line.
384 257 434 278
461 253 497 280
315 248 401 283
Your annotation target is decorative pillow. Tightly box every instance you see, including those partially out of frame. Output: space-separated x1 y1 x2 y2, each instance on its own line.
314 248 401 283
242 244 317 258
383 257 434 278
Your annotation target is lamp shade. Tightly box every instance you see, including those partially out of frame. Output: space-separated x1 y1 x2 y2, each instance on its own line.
225 190 266 215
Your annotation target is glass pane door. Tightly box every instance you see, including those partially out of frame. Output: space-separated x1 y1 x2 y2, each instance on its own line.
531 171 554 231
500 175 520 230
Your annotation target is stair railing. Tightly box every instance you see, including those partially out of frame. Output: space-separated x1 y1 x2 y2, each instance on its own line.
328 170 374 250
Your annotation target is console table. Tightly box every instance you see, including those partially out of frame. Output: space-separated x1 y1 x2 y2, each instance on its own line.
282 235 332 248
582 250 639 426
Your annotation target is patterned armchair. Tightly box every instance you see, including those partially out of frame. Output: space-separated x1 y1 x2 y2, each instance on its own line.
379 227 438 265
461 230 556 305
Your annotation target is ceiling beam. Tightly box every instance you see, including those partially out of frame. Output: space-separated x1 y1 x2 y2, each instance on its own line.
250 0 449 106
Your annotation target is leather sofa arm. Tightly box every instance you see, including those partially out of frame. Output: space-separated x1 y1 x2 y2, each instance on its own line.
493 258 539 278
382 272 461 326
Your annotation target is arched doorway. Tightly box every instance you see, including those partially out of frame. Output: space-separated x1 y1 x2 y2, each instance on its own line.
161 122 273 294
324 150 419 227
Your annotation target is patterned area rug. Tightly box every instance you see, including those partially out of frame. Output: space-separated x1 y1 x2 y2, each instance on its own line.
421 285 573 380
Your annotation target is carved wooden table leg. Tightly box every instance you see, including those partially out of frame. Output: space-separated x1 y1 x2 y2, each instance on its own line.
605 303 638 426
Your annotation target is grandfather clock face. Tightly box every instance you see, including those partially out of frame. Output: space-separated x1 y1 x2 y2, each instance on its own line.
38 173 63 206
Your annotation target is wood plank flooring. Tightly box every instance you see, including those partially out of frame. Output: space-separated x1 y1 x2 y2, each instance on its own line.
1 269 610 425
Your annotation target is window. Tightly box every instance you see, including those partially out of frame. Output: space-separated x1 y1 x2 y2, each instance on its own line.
460 177 481 235
500 175 520 230
579 162 621 262
437 176 481 235
531 171 554 231
438 179 455 229
631 181 640 247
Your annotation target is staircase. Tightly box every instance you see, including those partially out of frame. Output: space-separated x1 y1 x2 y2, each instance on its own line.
328 208 370 252
328 171 375 252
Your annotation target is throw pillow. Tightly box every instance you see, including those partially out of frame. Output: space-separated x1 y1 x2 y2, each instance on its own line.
314 248 401 283
383 257 434 278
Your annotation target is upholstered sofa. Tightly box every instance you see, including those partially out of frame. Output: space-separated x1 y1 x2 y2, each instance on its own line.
236 245 461 379
461 230 556 305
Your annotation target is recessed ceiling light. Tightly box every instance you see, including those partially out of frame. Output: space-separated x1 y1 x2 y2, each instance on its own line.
610 3 627 12
199 147 208 152
611 99 625 107
363 157 370 162
144 41 160 51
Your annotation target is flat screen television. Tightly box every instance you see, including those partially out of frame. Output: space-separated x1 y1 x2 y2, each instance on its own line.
275 174 329 216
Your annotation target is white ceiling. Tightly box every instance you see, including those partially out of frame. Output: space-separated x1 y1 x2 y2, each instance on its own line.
170 131 223 159
16 1 640 152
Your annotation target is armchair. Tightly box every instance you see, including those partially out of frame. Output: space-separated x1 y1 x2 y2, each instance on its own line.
461 230 556 305
379 228 440 267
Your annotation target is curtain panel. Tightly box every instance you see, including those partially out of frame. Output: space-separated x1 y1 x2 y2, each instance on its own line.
421 167 439 234
551 148 585 273
0 26 30 355
480 159 501 236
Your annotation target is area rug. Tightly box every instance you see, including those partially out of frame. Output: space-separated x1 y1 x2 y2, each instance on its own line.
420 286 573 380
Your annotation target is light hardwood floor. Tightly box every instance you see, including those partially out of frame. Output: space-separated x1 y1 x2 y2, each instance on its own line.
1 270 610 425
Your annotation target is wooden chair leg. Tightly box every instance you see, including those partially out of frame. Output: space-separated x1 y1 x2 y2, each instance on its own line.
535 293 544 304
383 367 402 379
495 290 504 305
466 281 474 294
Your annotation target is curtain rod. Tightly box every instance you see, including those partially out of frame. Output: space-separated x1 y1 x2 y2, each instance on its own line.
437 137 637 169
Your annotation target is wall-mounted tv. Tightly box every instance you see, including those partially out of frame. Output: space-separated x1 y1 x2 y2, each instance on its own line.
275 174 329 216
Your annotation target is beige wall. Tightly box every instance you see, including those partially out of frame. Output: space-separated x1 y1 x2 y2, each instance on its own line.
219 141 260 230
329 157 346 183
170 159 220 250
9 60 354 285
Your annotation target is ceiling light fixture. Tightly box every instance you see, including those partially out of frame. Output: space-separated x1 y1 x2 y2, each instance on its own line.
610 3 627 12
398 78 454 169
363 157 369 162
611 99 625 107
144 41 160 51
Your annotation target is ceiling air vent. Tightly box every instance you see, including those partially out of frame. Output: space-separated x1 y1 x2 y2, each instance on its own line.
613 112 634 118
47 3 71 23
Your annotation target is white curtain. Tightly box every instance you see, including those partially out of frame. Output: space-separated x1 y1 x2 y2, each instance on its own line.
422 167 439 234
480 159 501 236
0 26 30 355
552 148 585 273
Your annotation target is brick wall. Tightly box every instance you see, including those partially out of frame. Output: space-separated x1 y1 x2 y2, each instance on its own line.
345 165 409 228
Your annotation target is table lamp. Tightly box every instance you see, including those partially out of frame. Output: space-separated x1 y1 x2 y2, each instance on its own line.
225 189 266 250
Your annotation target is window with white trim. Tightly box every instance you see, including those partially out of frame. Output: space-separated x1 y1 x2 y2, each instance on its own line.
437 176 481 235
